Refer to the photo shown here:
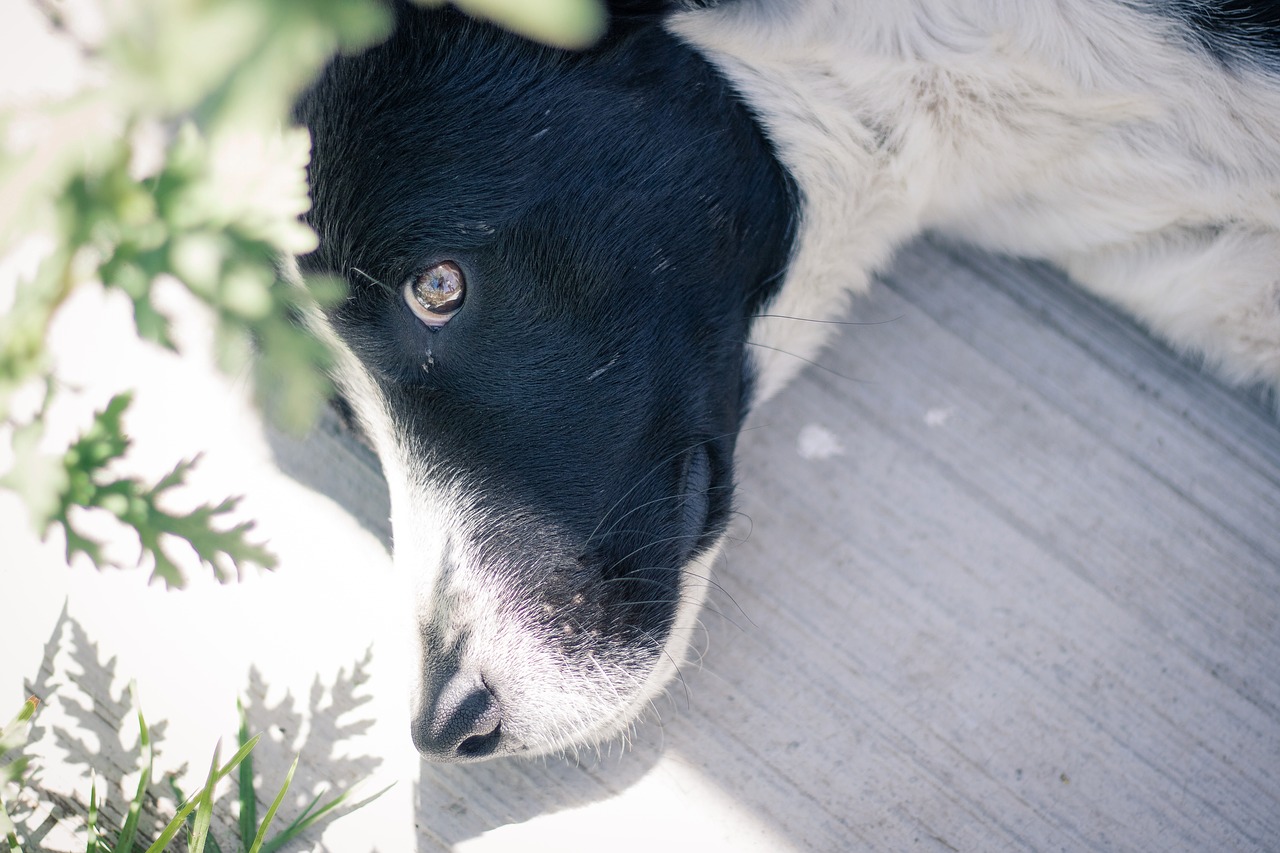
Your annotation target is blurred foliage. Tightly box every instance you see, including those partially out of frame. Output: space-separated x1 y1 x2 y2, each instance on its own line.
0 0 604 587
0 0 397 586
448 0 606 48
0 697 39 851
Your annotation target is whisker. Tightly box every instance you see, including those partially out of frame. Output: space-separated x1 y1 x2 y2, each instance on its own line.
633 626 691 711
600 574 681 591
603 532 713 576
742 339 868 385
603 561 751 631
584 425 767 551
726 509 755 545
752 312 904 326
698 550 758 630
591 484 735 545
350 266 398 297
605 564 727 600
606 596 747 634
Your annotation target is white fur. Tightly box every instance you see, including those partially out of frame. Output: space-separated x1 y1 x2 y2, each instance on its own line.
389 468 719 756
670 0 1280 400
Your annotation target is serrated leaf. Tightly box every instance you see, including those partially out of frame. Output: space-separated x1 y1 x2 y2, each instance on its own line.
128 458 277 586
46 435 277 585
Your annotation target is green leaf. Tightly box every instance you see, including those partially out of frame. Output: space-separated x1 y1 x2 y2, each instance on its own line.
259 780 394 853
127 456 278 587
246 756 296 853
40 398 278 585
115 684 153 853
188 743 220 853
145 734 259 853
0 697 39 758
86 773 100 853
161 776 220 853
1 797 20 853
44 393 135 567
439 0 606 49
236 699 256 845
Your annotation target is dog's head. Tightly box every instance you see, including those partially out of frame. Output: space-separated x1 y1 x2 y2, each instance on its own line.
295 2 794 761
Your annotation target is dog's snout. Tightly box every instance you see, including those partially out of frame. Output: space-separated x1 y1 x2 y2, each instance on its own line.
412 670 504 762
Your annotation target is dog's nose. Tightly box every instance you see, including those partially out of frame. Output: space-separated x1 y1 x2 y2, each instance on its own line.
412 670 503 761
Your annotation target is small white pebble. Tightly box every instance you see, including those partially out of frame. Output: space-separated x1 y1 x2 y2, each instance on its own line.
797 424 844 460
925 406 956 428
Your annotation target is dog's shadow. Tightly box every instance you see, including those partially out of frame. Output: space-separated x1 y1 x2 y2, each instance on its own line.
412 730 665 848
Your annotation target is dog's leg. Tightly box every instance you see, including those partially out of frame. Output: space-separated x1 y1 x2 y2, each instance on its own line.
1060 227 1280 394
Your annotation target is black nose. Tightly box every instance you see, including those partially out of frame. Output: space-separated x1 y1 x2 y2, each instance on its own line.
412 670 503 761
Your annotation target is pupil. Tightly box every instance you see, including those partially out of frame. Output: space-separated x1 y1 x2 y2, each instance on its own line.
416 263 463 313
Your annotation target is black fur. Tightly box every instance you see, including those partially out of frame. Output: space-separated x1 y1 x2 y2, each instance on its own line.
1159 0 1280 68
295 3 795 757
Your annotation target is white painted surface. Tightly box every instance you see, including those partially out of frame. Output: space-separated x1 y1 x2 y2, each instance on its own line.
6 236 1278 852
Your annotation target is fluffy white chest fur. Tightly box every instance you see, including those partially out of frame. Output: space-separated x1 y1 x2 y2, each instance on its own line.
673 0 1280 400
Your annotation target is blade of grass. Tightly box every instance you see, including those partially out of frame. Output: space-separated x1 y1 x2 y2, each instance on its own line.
0 697 39 756
187 742 220 853
236 700 256 846
143 735 260 853
1 795 21 853
144 795 201 853
116 684 152 853
166 777 222 853
259 781 394 853
86 772 100 853
246 756 296 853
285 790 322 828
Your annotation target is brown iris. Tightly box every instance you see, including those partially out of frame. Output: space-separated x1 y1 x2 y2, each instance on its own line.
404 261 465 327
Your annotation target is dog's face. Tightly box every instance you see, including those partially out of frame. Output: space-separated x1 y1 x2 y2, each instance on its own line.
296 4 793 761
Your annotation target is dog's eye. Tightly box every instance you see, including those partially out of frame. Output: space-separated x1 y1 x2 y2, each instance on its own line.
404 261 465 327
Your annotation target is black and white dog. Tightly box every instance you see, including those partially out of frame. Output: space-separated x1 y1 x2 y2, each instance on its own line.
294 0 1280 762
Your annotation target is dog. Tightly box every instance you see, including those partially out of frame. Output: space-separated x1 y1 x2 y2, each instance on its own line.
293 0 1280 762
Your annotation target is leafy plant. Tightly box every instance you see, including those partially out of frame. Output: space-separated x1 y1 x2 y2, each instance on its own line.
0 0 394 586
1 693 390 852
1 0 608 588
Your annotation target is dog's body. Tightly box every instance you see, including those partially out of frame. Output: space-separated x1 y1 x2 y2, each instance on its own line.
295 0 1280 761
